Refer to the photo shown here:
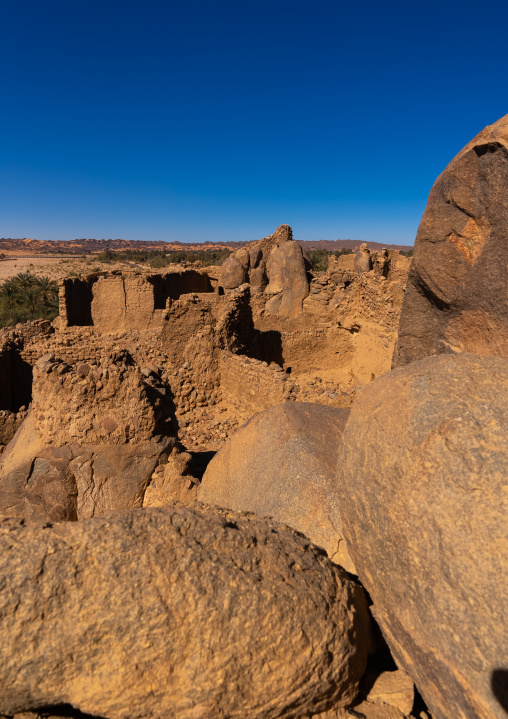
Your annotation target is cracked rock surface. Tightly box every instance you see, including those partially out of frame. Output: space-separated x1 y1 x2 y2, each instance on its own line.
394 113 508 367
337 353 508 719
0 503 370 719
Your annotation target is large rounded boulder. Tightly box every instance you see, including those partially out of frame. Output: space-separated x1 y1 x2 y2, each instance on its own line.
199 402 355 572
0 503 370 719
394 113 508 367
336 353 508 719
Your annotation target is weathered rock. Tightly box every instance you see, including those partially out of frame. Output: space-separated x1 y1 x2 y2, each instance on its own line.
336 353 508 719
220 225 309 315
249 262 268 292
394 114 508 367
0 355 175 521
265 241 309 316
0 504 370 719
366 670 414 715
143 445 198 507
249 246 263 268
372 248 389 277
220 255 248 289
199 402 355 572
354 244 372 274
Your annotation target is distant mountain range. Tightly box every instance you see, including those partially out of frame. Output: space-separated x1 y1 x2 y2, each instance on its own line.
0 237 413 254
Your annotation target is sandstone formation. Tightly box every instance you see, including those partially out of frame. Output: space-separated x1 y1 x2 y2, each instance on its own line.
143 445 199 507
0 352 175 521
354 243 373 274
394 114 508 366
0 504 370 719
220 225 310 316
336 353 508 719
199 402 355 572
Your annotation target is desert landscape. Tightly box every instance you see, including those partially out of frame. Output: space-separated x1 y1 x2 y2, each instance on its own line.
0 115 507 719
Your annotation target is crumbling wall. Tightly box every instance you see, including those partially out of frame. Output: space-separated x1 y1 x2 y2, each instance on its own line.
60 270 214 332
281 327 355 375
386 250 411 283
328 254 356 273
151 270 213 305
219 352 296 423
0 353 175 522
30 353 174 446
0 343 13 412
59 277 96 326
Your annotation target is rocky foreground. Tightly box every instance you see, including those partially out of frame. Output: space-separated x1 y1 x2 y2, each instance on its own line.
0 115 507 719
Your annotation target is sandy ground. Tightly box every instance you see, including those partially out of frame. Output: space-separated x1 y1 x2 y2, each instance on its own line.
0 255 221 283
0 256 151 282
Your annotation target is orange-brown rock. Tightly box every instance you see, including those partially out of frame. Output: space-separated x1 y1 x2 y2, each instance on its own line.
199 402 355 572
336 353 508 719
265 239 310 316
143 445 199 507
220 225 310 316
394 114 508 366
0 504 370 719
354 243 373 274
220 254 248 289
0 352 175 521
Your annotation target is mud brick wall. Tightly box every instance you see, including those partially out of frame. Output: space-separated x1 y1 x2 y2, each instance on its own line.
59 270 215 332
280 327 354 374
31 355 170 447
219 352 296 423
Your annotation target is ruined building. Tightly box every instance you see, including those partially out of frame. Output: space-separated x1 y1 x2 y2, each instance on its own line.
0 226 410 520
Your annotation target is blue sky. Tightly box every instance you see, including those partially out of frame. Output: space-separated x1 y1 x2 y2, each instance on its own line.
1 0 507 245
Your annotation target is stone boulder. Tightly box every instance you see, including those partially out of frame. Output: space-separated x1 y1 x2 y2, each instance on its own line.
354 243 373 274
265 240 310 316
0 353 175 522
336 353 508 719
219 225 309 315
394 113 508 367
220 254 248 289
0 504 370 719
199 402 355 572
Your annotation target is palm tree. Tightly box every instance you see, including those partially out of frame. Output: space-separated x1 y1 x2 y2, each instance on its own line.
13 271 37 291
0 279 17 309
36 276 59 318
18 287 39 316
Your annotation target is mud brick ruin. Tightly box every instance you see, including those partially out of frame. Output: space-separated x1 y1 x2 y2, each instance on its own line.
0 226 410 460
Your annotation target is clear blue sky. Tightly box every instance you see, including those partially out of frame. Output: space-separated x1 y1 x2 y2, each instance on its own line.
1 0 507 245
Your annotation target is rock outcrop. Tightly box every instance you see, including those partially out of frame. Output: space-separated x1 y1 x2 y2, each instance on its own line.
336 353 508 719
0 504 370 719
394 114 508 367
354 243 373 274
199 402 355 572
0 352 175 521
220 225 310 316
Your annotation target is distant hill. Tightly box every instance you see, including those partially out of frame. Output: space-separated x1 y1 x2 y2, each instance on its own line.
297 239 413 252
0 237 414 255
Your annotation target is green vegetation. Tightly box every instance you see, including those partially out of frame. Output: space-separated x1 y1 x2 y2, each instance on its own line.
95 248 232 267
308 247 354 271
0 272 59 328
308 249 329 271
400 249 414 257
